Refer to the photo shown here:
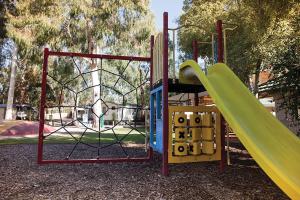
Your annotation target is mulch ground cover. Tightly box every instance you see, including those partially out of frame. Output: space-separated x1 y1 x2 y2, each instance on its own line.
0 143 288 200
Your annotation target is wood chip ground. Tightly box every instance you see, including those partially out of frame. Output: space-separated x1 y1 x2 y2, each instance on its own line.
0 143 288 200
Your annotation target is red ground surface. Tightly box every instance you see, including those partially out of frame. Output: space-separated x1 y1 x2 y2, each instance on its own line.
0 121 55 136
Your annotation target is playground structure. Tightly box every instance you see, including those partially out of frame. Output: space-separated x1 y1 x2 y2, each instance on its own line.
38 49 153 162
38 12 300 199
149 13 227 176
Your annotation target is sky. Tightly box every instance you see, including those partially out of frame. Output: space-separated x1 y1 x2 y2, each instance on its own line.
149 1 205 69
150 0 184 31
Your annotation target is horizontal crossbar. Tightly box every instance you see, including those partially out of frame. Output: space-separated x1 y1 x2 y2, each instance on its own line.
47 50 151 62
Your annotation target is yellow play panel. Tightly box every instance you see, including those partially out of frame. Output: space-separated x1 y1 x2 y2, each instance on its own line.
168 106 221 164
179 60 300 200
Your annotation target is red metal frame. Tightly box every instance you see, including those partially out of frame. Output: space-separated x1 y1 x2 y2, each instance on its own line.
192 40 199 106
38 48 49 164
158 16 225 174
162 12 169 176
217 20 224 63
150 35 154 88
39 157 152 164
216 20 226 172
48 51 151 62
149 35 155 159
192 40 198 62
38 49 152 164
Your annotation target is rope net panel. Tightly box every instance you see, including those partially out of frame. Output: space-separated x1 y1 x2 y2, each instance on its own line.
40 52 151 161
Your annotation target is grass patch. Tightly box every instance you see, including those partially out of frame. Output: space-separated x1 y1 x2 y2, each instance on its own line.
0 137 38 145
0 127 146 145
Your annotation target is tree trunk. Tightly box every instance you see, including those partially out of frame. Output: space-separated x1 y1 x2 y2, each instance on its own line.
87 20 101 128
91 63 101 128
5 45 17 120
73 92 79 126
253 59 262 95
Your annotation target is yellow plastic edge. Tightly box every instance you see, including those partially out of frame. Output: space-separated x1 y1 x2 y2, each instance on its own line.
179 60 300 199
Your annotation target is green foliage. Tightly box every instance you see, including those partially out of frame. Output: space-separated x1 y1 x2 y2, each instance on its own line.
0 0 16 41
178 0 298 83
178 0 300 133
0 67 9 103
0 2 7 41
270 40 300 135
4 0 155 109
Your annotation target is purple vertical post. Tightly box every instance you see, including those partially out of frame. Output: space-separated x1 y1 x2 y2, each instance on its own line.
148 35 155 160
162 12 169 176
216 20 226 172
192 40 198 62
216 20 224 63
192 40 199 106
150 35 154 88
38 48 49 164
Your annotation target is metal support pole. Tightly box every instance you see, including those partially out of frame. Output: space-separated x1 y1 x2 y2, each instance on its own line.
226 121 231 165
217 20 224 63
192 40 199 106
38 48 49 164
223 31 228 65
150 35 154 88
172 30 176 79
162 12 169 176
220 115 226 171
223 30 229 166
148 35 155 159
216 20 226 172
192 40 198 62
211 34 214 64
222 27 236 166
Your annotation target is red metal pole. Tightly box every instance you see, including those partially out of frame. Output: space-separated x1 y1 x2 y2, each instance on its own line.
162 12 169 176
47 51 151 62
150 35 154 88
216 20 226 172
148 35 155 160
38 48 49 164
192 40 199 106
216 20 224 63
192 40 198 62
220 115 226 171
40 157 151 164
148 147 154 160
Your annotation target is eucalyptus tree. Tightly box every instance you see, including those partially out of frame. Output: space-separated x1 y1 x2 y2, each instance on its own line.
5 0 155 124
2 0 18 120
178 0 298 90
58 0 154 126
178 0 300 134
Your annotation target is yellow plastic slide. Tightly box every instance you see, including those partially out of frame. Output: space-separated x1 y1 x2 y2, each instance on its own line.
179 60 300 199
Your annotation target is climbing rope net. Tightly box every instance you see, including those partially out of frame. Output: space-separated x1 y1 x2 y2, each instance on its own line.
38 50 151 163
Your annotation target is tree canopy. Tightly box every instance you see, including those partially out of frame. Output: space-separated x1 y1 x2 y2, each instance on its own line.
1 0 155 110
0 0 298 133
178 0 299 134
178 0 298 81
